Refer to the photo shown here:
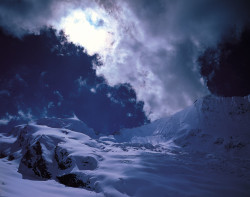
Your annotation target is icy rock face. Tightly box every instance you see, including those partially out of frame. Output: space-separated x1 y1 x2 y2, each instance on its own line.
57 172 97 191
19 141 51 179
3 125 60 180
0 122 101 191
54 146 72 170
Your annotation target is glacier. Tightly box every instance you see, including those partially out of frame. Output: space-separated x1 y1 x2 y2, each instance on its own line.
0 95 250 197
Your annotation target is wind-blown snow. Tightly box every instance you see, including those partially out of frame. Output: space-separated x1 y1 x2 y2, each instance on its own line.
0 95 250 196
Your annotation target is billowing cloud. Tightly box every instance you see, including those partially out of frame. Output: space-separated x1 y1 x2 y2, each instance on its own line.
95 0 250 119
0 0 250 120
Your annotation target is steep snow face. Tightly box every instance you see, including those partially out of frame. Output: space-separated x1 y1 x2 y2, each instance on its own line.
116 95 250 154
0 95 250 197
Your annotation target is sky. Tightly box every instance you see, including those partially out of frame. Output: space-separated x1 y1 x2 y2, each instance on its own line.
0 0 250 133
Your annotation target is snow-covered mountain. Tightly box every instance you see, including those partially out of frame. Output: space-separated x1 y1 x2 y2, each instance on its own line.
0 95 250 197
116 95 250 154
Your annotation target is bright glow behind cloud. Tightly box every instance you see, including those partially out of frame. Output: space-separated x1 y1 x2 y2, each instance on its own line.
59 9 114 56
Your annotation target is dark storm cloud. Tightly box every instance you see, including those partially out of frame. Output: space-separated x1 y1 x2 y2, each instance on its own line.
126 0 250 40
198 25 250 97
0 0 55 36
0 90 10 97
0 27 148 133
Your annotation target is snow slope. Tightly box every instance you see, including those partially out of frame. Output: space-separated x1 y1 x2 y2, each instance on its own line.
116 95 250 154
0 95 250 197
